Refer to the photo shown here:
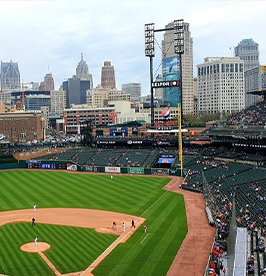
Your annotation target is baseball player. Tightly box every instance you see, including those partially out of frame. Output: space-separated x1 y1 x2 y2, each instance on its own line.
34 236 38 247
33 204 36 212
32 217 36 226
122 222 126 232
110 175 113 181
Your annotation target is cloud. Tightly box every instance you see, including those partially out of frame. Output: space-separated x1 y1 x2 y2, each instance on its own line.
0 0 265 94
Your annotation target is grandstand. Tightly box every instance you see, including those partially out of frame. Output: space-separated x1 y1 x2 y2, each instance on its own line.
34 148 178 168
227 101 266 126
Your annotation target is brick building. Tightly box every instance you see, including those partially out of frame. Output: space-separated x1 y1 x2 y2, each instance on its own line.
0 112 45 143
63 105 116 134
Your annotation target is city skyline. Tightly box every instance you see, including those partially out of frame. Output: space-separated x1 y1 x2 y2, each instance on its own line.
0 0 265 95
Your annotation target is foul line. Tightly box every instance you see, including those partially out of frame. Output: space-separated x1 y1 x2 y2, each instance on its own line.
134 177 179 225
38 251 61 276
140 233 149 244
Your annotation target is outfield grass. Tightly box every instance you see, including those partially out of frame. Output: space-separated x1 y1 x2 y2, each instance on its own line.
0 170 187 276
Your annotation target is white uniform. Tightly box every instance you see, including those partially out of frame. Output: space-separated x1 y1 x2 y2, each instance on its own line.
34 237 38 247
122 222 126 232
111 175 113 180
33 204 36 211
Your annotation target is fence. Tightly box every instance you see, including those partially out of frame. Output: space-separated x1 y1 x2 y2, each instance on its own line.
0 159 182 177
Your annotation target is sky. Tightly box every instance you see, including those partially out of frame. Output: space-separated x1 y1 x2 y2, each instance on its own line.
0 0 265 94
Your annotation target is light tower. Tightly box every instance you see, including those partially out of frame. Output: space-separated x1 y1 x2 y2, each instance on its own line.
144 20 184 177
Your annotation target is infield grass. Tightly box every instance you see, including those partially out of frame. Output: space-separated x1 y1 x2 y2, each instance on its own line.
0 170 187 276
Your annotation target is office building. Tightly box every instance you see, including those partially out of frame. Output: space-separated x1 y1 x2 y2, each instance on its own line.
76 53 93 87
197 57 245 114
162 22 194 114
235 39 259 71
193 78 198 114
0 60 20 90
154 74 164 100
109 101 151 124
39 73 54 91
0 112 45 142
245 65 266 107
0 101 17 113
86 86 130 107
235 39 260 108
63 105 116 134
245 66 260 107
101 61 116 89
50 90 66 115
122 83 141 102
63 55 93 107
10 90 50 111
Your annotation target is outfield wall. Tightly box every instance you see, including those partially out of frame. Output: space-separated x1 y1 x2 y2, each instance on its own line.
0 160 182 176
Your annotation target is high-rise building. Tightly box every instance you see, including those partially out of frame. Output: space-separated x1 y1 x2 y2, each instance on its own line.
76 53 93 87
121 83 141 102
101 61 116 89
193 78 198 115
10 90 50 111
0 60 20 90
197 57 245 114
245 66 260 107
39 73 54 91
50 90 66 115
235 39 259 71
63 76 90 107
154 74 164 100
235 39 260 108
244 65 266 107
86 86 130 107
162 22 194 114
63 55 93 107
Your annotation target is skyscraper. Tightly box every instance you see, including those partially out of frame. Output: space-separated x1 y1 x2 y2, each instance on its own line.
154 74 164 100
76 53 93 88
39 73 55 91
0 60 20 90
121 83 141 102
235 39 259 71
162 22 194 114
235 39 260 107
62 55 93 107
197 57 245 114
101 61 116 89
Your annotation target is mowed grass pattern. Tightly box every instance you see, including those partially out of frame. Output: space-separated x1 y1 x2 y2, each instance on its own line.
0 223 116 276
0 170 187 276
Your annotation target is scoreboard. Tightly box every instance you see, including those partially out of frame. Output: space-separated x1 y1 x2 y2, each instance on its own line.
27 162 67 170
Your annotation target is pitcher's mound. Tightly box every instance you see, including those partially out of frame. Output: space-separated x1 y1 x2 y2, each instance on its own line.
20 242 50 253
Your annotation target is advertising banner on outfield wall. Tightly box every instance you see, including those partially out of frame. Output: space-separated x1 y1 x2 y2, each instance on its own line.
128 167 144 174
105 167 121 173
67 164 77 171
85 166 98 172
152 169 169 175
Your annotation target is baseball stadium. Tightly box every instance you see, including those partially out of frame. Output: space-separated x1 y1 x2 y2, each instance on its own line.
0 97 266 276
0 32 266 276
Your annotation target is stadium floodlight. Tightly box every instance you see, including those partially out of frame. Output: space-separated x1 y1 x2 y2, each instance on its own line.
145 23 155 57
174 19 184 54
